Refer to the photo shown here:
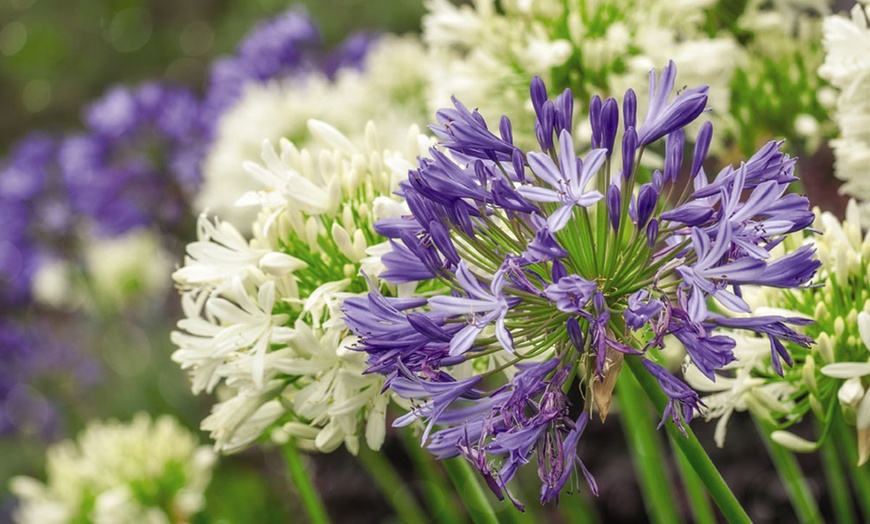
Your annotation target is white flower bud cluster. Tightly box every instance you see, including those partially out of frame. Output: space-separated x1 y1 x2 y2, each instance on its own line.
10 413 215 524
173 122 431 455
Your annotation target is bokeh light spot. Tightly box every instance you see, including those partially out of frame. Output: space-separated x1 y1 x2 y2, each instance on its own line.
0 240 24 281
0 21 27 56
106 7 153 53
9 0 36 9
101 321 152 377
5 383 52 436
180 21 214 57
22 79 51 112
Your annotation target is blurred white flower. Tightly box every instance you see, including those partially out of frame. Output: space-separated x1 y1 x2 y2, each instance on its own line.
10 413 215 524
196 35 430 223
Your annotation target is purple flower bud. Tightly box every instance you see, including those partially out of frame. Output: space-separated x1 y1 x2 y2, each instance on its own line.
600 98 619 156
539 101 556 150
555 88 573 134
636 183 658 228
646 218 658 248
589 95 602 149
623 89 637 130
530 76 548 119
551 259 568 282
511 148 526 183
664 129 684 183
499 115 514 145
622 126 637 181
566 317 585 352
691 121 712 178
607 184 621 231
429 220 461 267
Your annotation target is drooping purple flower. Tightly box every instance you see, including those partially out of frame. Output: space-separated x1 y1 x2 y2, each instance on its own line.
641 359 704 435
713 315 814 375
637 61 709 145
625 290 663 330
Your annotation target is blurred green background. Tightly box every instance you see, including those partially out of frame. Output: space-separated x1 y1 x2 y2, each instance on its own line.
0 0 427 154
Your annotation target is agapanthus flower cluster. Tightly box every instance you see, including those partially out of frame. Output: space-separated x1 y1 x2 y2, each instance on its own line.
423 0 828 156
343 61 819 507
688 200 870 463
10 413 215 524
173 121 432 454
819 3 870 220
60 82 206 237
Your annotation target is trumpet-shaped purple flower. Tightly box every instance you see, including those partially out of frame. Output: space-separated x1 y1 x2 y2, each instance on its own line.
518 131 605 232
637 60 709 145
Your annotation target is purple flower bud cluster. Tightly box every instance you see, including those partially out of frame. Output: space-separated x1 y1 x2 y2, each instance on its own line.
60 83 206 237
202 8 378 130
343 61 819 507
0 134 74 306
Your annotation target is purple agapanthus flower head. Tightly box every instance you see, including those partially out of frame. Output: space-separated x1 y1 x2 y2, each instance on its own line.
342 61 818 507
61 82 207 237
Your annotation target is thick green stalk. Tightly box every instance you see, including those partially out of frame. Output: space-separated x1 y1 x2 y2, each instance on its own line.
358 445 429 524
400 433 466 524
833 412 870 520
819 426 857 524
672 438 716 524
754 419 821 523
624 357 750 523
442 458 500 524
616 370 681 523
282 440 331 524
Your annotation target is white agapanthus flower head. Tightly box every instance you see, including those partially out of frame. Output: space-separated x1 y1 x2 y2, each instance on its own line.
196 34 430 223
9 413 215 524
173 121 432 455
820 3 870 221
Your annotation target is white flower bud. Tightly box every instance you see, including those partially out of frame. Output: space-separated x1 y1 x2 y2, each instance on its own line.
818 332 835 364
259 252 308 276
308 119 356 155
859 311 870 351
839 377 865 410
770 431 817 452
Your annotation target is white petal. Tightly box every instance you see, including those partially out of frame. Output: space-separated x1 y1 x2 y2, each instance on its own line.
821 362 870 378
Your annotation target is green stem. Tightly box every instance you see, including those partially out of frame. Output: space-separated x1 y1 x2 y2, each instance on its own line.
400 433 466 524
624 357 750 523
819 425 856 524
358 445 429 524
672 439 716 524
558 489 599 524
442 458 500 524
282 440 331 524
616 369 682 523
754 419 821 523
833 411 870 520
